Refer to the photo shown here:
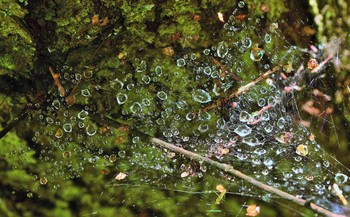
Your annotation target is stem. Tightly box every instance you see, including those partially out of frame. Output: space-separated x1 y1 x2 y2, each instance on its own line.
204 66 280 111
150 137 348 217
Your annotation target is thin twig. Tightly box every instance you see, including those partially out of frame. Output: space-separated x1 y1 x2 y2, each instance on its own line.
204 66 280 111
150 137 348 217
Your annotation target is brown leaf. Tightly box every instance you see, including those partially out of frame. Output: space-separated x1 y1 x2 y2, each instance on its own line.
115 172 127 180
246 204 260 216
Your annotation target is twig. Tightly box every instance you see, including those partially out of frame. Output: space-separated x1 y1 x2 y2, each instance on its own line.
204 66 280 111
150 137 348 217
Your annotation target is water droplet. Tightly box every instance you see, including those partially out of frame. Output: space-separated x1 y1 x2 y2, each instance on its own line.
192 89 211 103
242 37 252 49
264 34 272 43
77 110 89 120
40 177 48 185
335 173 348 184
88 156 99 163
116 93 128 104
198 124 209 133
203 66 212 75
258 98 266 107
260 87 267 94
142 75 151 84
118 150 126 158
203 49 211 55
264 124 273 133
186 112 195 121
136 60 147 72
239 111 251 122
234 124 252 137
46 117 54 124
242 136 261 146
217 41 229 58
157 91 167 100
177 58 186 67
262 169 269 175
109 154 117 162
63 151 71 158
110 79 124 90
142 99 150 106
238 1 245 8
52 99 61 109
250 46 264 61
155 65 162 76
130 102 142 114
63 123 72 133
198 110 211 121
86 123 97 136
277 117 285 129
81 89 90 97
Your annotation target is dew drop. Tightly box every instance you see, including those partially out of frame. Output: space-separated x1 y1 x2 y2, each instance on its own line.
203 49 210 55
242 37 252 49
335 173 348 184
77 110 89 120
63 123 72 133
198 124 209 133
177 58 186 67
130 102 142 114
192 89 211 103
40 177 48 185
155 65 162 76
264 34 272 43
63 151 71 158
110 79 124 90
52 99 61 109
118 150 126 158
250 46 264 61
81 89 90 97
217 41 229 58
157 91 167 100
109 154 117 162
242 136 260 146
86 123 97 136
116 93 128 105
234 124 252 137
239 111 251 122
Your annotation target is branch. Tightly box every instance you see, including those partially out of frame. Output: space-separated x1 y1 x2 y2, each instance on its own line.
204 66 280 111
150 137 348 217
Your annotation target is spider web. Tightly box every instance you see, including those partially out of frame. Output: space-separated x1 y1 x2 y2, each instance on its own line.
8 2 350 216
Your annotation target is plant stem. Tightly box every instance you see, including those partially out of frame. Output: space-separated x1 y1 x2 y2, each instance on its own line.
150 137 348 217
204 66 280 111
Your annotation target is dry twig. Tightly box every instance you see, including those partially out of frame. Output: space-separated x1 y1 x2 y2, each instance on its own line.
150 137 348 217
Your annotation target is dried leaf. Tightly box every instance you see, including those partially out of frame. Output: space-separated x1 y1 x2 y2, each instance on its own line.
217 12 224 22
215 184 226 204
181 171 189 178
296 144 308 157
216 184 226 193
115 172 127 180
246 204 260 216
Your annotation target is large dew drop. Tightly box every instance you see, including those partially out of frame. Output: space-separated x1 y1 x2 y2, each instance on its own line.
234 124 252 137
192 89 211 103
